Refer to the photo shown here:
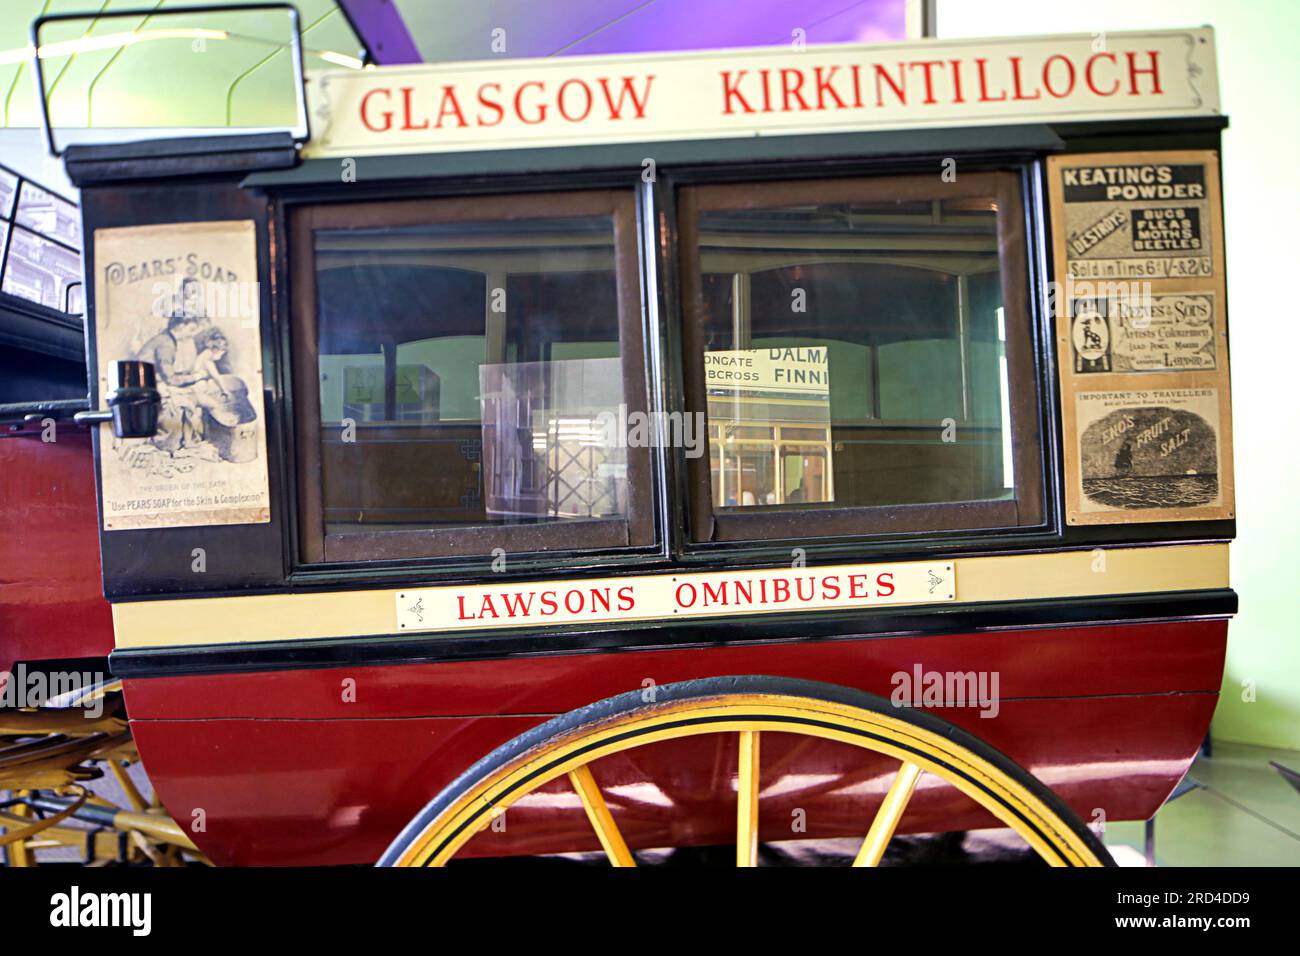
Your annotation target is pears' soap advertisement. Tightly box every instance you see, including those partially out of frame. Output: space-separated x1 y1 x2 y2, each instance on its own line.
93 220 270 530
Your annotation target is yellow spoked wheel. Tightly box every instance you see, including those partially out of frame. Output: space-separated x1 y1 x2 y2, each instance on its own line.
379 677 1113 868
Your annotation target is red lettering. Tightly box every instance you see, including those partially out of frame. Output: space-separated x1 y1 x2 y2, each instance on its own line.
540 590 558 615
478 594 498 619
821 575 841 600
1042 54 1076 98
501 592 532 617
734 580 753 603
558 78 593 122
703 581 727 605
599 75 654 119
360 88 393 132
515 81 547 124
1008 56 1040 100
780 68 810 111
1126 50 1163 95
772 578 790 603
975 58 1006 102
720 70 755 114
874 63 906 106
433 85 467 128
909 60 944 104
1085 52 1120 96
456 595 474 620
795 577 816 601
590 587 611 613
813 66 846 110
617 585 635 611
676 582 698 608
849 574 870 599
876 572 895 597
477 82 505 125
564 590 585 614
400 86 428 130
949 59 964 103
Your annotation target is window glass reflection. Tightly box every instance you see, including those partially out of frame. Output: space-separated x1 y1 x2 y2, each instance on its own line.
15 182 81 247
695 194 1013 512
2 226 82 311
312 214 626 534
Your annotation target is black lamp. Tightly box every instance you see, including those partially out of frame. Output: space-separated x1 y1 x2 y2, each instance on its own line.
74 360 162 438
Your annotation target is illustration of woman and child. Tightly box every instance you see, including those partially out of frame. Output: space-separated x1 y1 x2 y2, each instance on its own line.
129 277 259 470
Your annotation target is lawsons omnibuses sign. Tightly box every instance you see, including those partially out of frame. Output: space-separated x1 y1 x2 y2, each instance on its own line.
304 29 1218 159
395 560 954 633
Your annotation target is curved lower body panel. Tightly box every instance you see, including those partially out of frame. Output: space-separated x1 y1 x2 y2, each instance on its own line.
123 618 1226 865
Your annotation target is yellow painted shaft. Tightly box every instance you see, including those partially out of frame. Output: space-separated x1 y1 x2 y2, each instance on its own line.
736 731 760 867
108 809 198 850
567 765 635 867
853 762 923 867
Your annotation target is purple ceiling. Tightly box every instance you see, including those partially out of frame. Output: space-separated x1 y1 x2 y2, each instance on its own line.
336 0 423 64
340 0 910 66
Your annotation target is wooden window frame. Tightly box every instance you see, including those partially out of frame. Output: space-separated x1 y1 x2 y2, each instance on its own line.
289 189 655 564
676 171 1045 543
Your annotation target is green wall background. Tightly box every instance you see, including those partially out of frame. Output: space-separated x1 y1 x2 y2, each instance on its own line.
939 0 1300 750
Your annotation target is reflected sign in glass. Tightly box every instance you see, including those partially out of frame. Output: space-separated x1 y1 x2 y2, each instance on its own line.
705 346 834 508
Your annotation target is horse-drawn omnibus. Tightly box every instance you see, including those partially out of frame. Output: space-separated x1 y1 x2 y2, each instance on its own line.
2 14 1234 867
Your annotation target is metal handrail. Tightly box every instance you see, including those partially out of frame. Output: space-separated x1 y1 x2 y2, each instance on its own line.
62 279 82 314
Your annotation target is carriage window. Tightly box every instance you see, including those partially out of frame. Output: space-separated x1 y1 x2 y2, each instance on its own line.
679 172 1043 541
291 191 652 563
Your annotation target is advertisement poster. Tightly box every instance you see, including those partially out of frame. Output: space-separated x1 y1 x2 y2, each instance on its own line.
93 220 270 530
1069 292 1217 374
1049 150 1234 525
1058 157 1215 280
1075 388 1222 515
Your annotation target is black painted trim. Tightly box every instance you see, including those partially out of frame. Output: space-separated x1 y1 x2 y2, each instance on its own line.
0 293 86 362
65 133 298 187
243 125 1065 190
240 118 1228 192
108 588 1236 679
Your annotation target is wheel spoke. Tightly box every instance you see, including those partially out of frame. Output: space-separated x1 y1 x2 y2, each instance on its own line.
853 761 923 867
567 764 636 867
736 730 760 867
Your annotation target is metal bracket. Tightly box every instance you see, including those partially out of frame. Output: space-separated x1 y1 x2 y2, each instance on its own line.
32 2 311 158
